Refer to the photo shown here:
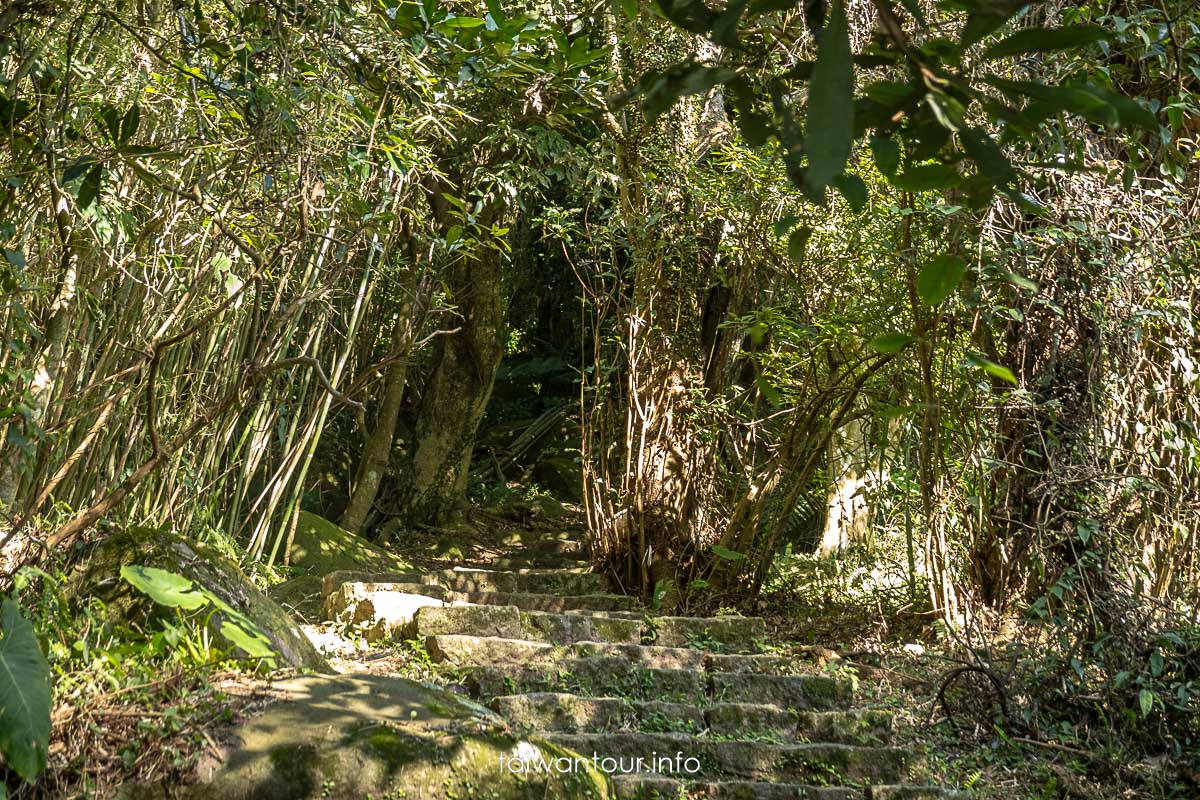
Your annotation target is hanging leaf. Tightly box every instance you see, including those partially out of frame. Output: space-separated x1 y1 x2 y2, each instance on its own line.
219 619 278 661
966 351 1018 385
916 254 967 305
833 174 867 211
889 163 962 192
803 0 854 201
869 332 915 353
711 545 746 561
869 136 900 176
1138 688 1154 717
788 225 813 265
0 598 52 783
76 164 103 210
983 25 1108 61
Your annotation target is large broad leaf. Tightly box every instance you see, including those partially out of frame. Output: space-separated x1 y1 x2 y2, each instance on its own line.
803 0 854 201
870 332 916 354
218 619 278 662
0 598 52 783
984 25 1108 61
120 565 210 610
916 254 968 305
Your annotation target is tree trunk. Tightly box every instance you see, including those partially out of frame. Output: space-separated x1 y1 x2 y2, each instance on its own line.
397 245 505 524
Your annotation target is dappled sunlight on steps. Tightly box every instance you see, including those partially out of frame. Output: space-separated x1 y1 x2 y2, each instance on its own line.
318 530 970 799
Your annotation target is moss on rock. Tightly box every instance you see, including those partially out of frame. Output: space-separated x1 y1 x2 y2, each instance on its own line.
288 511 412 574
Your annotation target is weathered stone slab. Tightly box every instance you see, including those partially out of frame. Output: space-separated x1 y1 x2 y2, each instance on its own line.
650 616 767 651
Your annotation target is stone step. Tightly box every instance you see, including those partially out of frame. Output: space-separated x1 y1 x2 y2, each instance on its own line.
649 616 768 651
544 733 917 784
706 704 893 743
490 691 886 741
611 774 860 799
460 590 636 613
462 658 708 704
572 641 707 670
488 556 592 570
712 672 852 710
522 537 586 557
490 693 704 734
610 776 968 800
425 635 558 666
435 567 605 595
409 604 523 639
520 610 642 644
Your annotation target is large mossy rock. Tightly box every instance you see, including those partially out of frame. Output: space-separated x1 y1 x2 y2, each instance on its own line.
77 527 327 672
287 511 412 574
166 674 611 799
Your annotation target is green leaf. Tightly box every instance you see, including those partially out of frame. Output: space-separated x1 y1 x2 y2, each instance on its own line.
833 174 867 211
120 565 210 610
916 254 967 305
869 333 915 354
0 598 52 783
984 25 1108 61
1138 688 1154 717
711 545 745 561
803 0 854 199
773 215 799 238
959 127 1016 186
966 351 1018 385
438 15 485 29
77 164 103 210
870 136 900 176
788 225 813 265
218 619 278 661
620 0 638 20
888 163 961 192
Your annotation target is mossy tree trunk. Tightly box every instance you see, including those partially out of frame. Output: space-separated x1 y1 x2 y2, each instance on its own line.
395 182 507 525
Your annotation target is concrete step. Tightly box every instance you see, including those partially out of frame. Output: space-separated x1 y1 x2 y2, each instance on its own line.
490 693 704 734
649 616 768 651
462 658 708 704
544 732 917 784
435 567 605 595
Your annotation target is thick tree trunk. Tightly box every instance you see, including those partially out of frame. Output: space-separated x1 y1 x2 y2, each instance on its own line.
397 246 505 524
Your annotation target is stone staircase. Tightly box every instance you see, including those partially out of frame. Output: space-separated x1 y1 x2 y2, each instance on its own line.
320 530 968 800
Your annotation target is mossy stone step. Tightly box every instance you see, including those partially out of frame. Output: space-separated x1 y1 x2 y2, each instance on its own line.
611 774 861 800
460 590 636 613
521 610 642 644
706 704 892 744
436 567 605 595
649 616 768 651
488 556 592 570
866 787 972 800
425 634 557 666
409 604 523 639
706 653 796 673
463 657 708 703
545 733 917 784
712 672 853 710
490 692 704 734
572 641 707 670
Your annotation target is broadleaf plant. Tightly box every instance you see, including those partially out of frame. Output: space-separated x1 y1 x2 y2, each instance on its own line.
0 597 52 785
